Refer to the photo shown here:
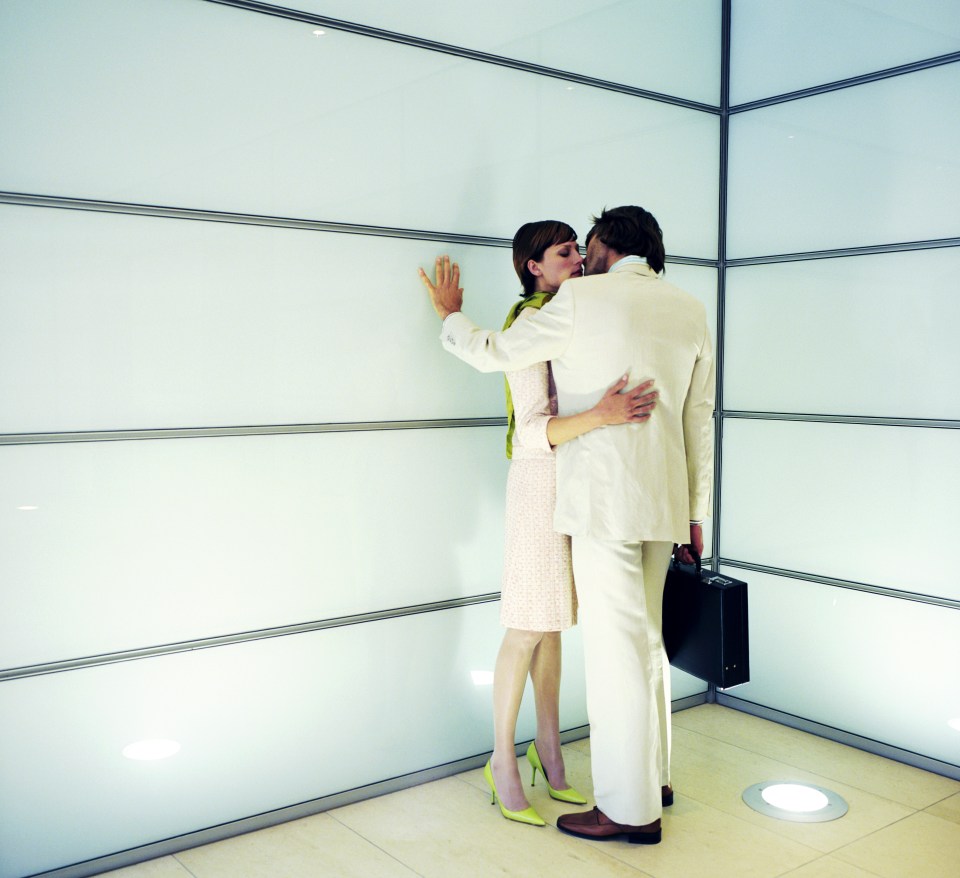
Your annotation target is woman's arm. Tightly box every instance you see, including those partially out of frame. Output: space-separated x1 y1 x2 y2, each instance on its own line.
546 375 657 447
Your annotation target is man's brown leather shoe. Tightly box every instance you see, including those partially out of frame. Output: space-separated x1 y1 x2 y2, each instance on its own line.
556 807 662 844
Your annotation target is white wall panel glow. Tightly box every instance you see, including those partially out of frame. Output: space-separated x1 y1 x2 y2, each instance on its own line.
720 419 958 600
0 208 716 436
659 264 719 565
727 63 960 258
0 418 720 671
722 568 960 769
724 249 960 418
0 206 523 433
0 605 532 877
0 428 510 669
0 0 719 257
731 0 960 105
279 0 722 105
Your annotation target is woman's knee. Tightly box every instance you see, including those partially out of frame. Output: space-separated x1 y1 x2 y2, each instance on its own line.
505 628 546 650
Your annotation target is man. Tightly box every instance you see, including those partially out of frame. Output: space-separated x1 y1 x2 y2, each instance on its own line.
423 206 715 843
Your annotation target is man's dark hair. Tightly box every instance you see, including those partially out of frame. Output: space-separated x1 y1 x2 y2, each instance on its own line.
585 206 665 274
512 220 578 295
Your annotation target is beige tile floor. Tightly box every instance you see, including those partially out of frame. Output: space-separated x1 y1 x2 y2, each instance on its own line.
100 705 960 878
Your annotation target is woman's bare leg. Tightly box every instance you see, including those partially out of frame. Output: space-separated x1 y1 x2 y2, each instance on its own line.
490 628 543 811
529 631 569 789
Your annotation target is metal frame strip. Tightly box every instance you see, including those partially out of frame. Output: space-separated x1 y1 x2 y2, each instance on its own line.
723 411 960 430
726 237 960 267
0 191 717 268
711 0 732 578
718 559 960 611
0 418 507 446
203 0 720 113
730 51 960 113
0 190 513 248
0 593 501 681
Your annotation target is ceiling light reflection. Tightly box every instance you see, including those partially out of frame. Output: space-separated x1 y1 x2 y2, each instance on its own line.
949 717 960 732
123 739 181 761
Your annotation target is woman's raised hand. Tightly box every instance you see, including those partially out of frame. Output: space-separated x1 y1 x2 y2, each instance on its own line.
594 375 658 425
418 255 463 320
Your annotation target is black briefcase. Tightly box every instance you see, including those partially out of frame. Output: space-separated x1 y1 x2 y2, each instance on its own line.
662 553 749 689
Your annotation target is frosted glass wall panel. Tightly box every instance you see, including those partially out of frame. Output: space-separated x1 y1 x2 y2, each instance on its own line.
662 264 717 559
0 604 556 877
0 206 522 433
727 64 960 258
731 0 960 105
0 418 719 669
279 0 721 105
724 249 960 419
0 0 719 257
720 419 958 600
671 668 709 703
0 208 716 435
723 568 960 768
0 427 509 669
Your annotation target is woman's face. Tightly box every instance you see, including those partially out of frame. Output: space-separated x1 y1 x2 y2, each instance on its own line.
528 240 583 292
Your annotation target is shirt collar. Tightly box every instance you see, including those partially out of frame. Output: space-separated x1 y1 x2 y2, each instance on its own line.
609 255 648 272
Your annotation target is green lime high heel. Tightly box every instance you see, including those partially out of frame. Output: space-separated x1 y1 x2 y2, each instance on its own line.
526 742 588 805
483 761 546 826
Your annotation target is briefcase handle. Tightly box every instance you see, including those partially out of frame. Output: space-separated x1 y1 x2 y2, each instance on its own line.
671 546 701 574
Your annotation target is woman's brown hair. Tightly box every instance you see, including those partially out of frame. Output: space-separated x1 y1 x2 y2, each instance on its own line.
512 220 578 295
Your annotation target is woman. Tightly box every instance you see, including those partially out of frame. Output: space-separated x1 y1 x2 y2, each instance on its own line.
420 221 657 826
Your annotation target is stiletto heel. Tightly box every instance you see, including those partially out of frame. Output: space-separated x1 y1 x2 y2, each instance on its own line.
526 742 588 805
483 761 545 826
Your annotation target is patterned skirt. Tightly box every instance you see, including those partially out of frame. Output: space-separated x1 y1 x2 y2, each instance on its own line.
500 457 576 631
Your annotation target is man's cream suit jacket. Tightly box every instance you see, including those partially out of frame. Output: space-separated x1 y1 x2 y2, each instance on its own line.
441 262 715 544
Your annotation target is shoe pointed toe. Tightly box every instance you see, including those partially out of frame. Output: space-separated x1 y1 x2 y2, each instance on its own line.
484 761 545 826
526 742 588 805
501 804 546 826
548 784 588 805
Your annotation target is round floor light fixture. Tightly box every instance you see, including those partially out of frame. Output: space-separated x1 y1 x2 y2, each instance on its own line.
742 781 848 823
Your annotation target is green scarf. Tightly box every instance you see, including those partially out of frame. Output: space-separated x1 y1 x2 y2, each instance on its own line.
502 291 554 459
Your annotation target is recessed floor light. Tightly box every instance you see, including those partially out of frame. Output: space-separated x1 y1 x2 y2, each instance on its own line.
742 781 848 823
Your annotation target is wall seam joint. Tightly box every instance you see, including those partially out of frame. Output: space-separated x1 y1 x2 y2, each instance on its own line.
203 0 721 113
